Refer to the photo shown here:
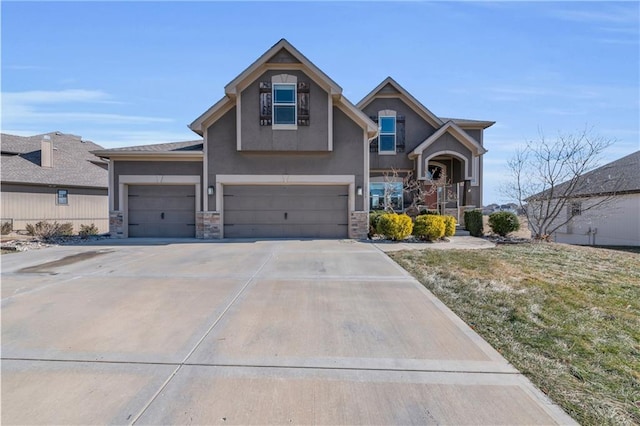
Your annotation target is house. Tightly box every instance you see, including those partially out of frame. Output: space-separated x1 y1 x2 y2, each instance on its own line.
532 151 639 246
357 77 493 218
93 39 492 239
1 131 109 233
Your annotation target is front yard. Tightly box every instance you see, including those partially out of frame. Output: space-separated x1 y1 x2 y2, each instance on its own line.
390 243 640 425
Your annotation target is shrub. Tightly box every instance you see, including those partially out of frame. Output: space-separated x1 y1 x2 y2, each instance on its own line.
79 223 99 238
1 220 12 235
489 211 520 237
25 221 74 240
464 210 484 237
418 209 439 216
376 213 413 241
368 210 385 237
443 215 457 237
413 214 445 241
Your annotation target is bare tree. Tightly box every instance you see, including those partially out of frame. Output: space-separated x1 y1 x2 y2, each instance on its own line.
378 168 457 214
503 126 622 240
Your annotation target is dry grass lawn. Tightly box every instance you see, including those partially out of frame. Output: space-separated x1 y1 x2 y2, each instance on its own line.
390 243 640 425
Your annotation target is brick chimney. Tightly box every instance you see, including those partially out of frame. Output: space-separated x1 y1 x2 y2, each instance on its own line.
41 135 53 168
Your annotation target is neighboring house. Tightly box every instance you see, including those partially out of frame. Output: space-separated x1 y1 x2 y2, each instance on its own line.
529 151 640 246
94 39 492 239
1 131 109 233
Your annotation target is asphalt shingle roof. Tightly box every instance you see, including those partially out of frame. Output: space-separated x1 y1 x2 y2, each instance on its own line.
532 150 640 199
95 140 203 153
1 132 108 188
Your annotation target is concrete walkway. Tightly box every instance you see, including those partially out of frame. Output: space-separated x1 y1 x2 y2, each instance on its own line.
1 239 574 425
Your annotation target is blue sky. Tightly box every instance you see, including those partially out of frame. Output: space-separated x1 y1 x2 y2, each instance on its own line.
2 1 638 204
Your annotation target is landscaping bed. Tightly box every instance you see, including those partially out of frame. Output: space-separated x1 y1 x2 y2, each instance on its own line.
390 243 640 425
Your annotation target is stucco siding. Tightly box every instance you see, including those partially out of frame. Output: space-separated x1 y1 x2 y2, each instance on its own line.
553 194 640 246
240 69 329 152
1 183 108 232
207 106 365 211
363 97 437 171
422 134 474 177
112 161 203 211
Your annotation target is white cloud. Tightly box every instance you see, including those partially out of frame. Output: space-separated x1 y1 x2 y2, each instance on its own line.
3 89 111 104
1 89 173 127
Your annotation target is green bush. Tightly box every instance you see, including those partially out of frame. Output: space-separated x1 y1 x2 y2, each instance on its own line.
412 214 445 241
25 221 74 240
418 209 439 215
489 211 520 237
443 215 457 237
1 221 12 235
368 210 385 237
376 213 413 241
464 210 484 237
79 223 99 238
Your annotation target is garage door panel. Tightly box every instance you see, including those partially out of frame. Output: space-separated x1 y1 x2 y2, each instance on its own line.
128 210 196 224
129 197 195 211
223 185 348 238
129 223 195 238
128 185 195 238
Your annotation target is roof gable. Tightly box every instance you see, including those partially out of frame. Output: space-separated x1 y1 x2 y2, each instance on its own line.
408 121 487 158
357 77 443 129
224 39 342 97
267 48 302 64
190 39 376 138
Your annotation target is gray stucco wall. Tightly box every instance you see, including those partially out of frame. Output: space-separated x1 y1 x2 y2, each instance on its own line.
362 97 437 171
112 161 203 210
240 69 329 152
207 106 365 211
463 129 482 145
422 133 473 178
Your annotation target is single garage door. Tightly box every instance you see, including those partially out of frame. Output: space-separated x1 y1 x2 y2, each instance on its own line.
224 185 348 238
128 185 195 238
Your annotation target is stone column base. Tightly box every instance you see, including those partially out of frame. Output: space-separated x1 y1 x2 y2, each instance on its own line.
349 211 369 239
109 211 125 238
196 211 221 239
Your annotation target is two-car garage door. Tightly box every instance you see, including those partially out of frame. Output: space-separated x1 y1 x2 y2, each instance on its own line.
223 185 348 238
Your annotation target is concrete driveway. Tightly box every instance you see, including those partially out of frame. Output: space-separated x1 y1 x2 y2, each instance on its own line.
1 239 574 425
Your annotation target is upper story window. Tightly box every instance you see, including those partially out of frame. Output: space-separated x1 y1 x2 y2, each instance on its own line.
258 74 310 130
273 84 296 125
369 111 404 154
378 111 397 154
57 189 68 205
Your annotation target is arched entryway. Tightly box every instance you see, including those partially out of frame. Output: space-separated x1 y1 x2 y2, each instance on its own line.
423 154 471 219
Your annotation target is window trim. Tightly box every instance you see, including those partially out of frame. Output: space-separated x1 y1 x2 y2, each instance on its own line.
369 181 403 212
57 189 69 206
272 74 298 130
378 110 397 155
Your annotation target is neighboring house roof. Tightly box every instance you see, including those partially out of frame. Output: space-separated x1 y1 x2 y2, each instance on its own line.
92 140 204 159
1 132 108 189
530 150 640 200
189 38 377 139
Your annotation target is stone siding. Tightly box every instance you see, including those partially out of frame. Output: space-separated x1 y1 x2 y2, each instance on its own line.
109 211 124 238
196 211 221 239
349 211 369 239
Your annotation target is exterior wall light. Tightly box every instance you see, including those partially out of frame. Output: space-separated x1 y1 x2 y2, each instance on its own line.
207 186 215 195
357 186 363 196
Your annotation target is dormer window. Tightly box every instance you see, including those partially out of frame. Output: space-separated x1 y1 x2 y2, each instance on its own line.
273 84 296 125
378 111 397 154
